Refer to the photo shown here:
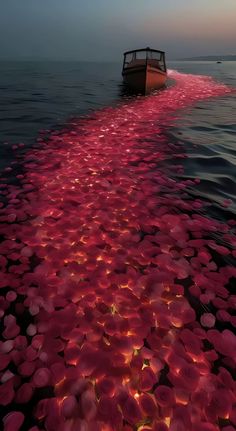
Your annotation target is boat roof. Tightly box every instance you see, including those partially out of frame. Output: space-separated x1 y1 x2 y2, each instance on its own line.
123 47 165 55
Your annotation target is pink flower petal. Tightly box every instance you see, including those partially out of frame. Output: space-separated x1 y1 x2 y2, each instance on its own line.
61 395 78 418
200 313 216 328
15 383 33 404
3 412 24 431
0 379 15 405
154 385 174 407
32 367 51 387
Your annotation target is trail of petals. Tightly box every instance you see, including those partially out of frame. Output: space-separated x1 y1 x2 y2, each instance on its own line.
0 71 235 431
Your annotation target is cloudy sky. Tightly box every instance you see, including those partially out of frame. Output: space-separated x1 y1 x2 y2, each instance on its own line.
0 0 235 60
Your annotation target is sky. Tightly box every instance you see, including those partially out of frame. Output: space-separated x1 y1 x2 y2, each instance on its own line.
0 0 235 61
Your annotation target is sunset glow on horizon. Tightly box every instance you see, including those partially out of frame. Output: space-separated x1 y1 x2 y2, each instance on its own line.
0 0 235 60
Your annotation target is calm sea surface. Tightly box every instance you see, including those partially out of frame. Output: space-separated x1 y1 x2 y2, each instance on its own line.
0 60 235 219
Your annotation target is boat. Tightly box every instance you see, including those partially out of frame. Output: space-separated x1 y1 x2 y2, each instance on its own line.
122 47 167 94
217 61 222 64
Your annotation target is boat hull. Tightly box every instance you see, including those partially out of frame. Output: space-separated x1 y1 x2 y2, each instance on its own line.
122 64 167 94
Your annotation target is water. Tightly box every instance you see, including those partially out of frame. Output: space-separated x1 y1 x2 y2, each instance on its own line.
169 61 236 218
0 61 236 430
0 61 120 148
0 61 235 214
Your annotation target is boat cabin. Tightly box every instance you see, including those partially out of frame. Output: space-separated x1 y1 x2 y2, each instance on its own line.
122 47 166 74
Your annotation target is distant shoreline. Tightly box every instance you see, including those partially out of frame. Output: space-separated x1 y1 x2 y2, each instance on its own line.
177 55 236 61
0 56 236 63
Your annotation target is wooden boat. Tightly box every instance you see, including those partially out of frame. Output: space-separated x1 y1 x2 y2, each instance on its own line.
122 47 167 94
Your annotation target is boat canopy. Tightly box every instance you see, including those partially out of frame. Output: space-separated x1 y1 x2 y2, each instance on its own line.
123 47 166 72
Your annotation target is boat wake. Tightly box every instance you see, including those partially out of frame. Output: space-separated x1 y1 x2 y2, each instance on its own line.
0 72 235 431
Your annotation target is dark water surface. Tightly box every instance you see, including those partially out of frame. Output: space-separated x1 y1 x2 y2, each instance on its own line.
0 62 120 148
169 61 236 218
